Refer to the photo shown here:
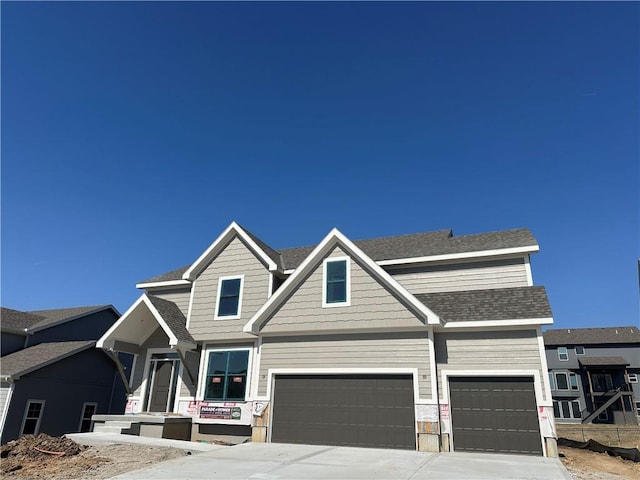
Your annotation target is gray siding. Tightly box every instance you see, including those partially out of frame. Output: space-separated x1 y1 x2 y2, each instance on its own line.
387 258 529 294
178 350 200 397
130 327 172 398
259 332 431 399
262 247 424 334
545 344 640 370
189 236 270 341
435 330 546 402
146 288 191 316
26 309 120 346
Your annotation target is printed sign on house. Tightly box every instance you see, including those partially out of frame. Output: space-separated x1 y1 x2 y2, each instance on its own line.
199 405 242 420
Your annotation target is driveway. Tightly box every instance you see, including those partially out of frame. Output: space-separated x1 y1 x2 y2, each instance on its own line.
110 442 573 480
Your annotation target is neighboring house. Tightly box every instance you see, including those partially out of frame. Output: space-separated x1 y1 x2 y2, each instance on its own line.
98 222 557 456
544 327 640 425
0 305 130 443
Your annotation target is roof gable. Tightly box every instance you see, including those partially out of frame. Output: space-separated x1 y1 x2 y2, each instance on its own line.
1 305 118 334
1 308 45 333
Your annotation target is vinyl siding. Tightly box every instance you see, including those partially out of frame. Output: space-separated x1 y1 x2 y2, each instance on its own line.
262 247 425 334
387 258 529 294
147 288 191 316
259 332 431 399
178 350 200 397
0 382 11 432
435 330 547 402
189 236 270 341
130 327 172 398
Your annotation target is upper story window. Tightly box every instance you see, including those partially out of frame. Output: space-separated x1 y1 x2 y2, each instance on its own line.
215 276 244 319
575 346 585 355
558 347 568 361
628 373 638 384
553 372 579 391
323 257 350 307
204 350 249 401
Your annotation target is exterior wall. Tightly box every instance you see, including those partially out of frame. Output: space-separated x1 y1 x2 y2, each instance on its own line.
386 258 529 294
546 344 640 370
435 329 546 401
130 327 172 398
145 287 191 316
26 309 120 347
189 236 270 341
1 332 26 356
178 349 200 397
1 348 125 443
262 247 425 334
258 332 432 399
0 382 11 434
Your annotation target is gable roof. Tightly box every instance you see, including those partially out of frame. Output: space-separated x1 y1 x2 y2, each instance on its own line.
1 305 118 334
145 295 195 345
415 287 553 324
0 340 95 381
1 308 46 333
543 326 640 346
244 228 441 335
140 226 538 285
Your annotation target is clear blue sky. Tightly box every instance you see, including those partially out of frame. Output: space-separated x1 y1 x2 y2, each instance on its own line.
2 2 638 329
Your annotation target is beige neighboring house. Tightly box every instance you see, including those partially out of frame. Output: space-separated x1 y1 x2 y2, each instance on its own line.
97 222 557 456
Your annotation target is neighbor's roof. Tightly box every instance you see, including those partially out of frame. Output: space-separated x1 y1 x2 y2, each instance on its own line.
1 305 115 333
543 326 640 346
0 308 46 333
578 356 630 367
140 227 537 284
415 286 552 322
146 295 195 344
0 340 95 380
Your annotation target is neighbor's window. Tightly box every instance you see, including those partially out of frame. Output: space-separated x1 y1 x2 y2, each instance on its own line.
558 347 568 361
553 400 581 420
79 403 97 433
548 372 555 390
555 372 569 390
21 400 45 436
215 277 243 318
569 373 579 391
627 373 638 383
324 258 349 306
574 346 585 355
204 350 249 401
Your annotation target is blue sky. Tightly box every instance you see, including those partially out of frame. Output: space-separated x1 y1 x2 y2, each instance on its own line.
2 2 638 329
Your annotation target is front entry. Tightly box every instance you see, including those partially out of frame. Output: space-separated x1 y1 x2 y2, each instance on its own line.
145 353 180 412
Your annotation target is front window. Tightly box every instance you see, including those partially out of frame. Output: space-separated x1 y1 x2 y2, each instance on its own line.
79 403 97 433
558 347 568 361
323 258 350 306
215 277 243 318
204 350 249 401
21 400 45 435
553 400 581 419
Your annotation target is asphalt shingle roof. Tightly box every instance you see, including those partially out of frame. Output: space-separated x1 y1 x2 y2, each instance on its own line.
0 341 95 379
578 356 630 367
1 305 112 333
543 327 640 346
140 227 537 284
146 295 195 344
415 286 552 322
1 308 45 332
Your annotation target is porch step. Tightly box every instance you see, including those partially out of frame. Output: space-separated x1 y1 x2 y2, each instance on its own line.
93 425 125 434
103 421 133 429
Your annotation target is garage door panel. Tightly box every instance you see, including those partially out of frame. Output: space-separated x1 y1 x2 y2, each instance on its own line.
271 374 415 450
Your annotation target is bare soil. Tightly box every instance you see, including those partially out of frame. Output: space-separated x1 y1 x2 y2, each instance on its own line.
560 446 640 480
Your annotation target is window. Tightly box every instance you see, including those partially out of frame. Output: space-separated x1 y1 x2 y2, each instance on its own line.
558 347 568 361
592 373 613 392
215 276 243 318
548 372 555 390
79 403 97 433
635 401 640 416
628 373 638 383
323 258 350 306
575 346 585 355
21 400 45 435
553 400 581 420
554 372 579 391
569 373 580 391
204 350 249 401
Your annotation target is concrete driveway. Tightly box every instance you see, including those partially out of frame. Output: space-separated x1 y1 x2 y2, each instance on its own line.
110 442 572 480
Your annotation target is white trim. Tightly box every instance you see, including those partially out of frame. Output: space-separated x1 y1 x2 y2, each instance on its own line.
97 295 147 349
244 228 440 334
524 255 534 286
141 348 182 413
214 275 245 320
0 383 15 437
128 354 138 390
78 402 98 433
186 281 196 330
249 338 262 400
20 399 45 436
183 222 278 281
537 328 553 402
377 246 539 267
427 329 438 401
553 398 582 420
197 345 253 402
440 318 554 329
268 274 274 299
628 373 638 383
558 346 569 361
136 279 191 289
322 256 351 308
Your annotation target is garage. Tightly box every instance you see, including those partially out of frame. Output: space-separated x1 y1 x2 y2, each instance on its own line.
270 374 416 450
449 377 542 455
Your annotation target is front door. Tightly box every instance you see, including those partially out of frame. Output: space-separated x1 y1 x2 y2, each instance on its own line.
146 353 180 412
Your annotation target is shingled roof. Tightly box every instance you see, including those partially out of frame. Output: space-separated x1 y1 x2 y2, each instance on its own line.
543 326 640 346
0 341 95 380
415 286 552 322
1 305 114 333
146 295 195 344
1 308 45 332
578 356 630 367
140 226 537 284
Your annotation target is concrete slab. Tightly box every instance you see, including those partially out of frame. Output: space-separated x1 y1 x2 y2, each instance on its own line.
66 432 223 452
107 442 573 480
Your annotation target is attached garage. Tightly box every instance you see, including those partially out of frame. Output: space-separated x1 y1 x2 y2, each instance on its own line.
449 377 542 455
270 374 416 450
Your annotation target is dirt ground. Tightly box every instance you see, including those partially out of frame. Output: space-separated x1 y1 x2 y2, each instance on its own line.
560 446 640 480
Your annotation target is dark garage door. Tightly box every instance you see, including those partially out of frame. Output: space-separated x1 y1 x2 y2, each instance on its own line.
449 377 542 455
271 374 416 449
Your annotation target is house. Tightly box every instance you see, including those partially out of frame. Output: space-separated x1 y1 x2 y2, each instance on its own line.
97 222 558 456
0 305 130 443
543 326 640 425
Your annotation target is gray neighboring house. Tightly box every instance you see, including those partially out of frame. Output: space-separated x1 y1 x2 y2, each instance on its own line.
544 327 640 425
98 222 558 456
0 305 130 443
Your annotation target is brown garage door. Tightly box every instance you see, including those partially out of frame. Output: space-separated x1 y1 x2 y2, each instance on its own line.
449 377 542 455
271 374 416 449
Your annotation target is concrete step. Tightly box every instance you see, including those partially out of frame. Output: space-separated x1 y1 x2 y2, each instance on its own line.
93 425 123 434
104 421 133 429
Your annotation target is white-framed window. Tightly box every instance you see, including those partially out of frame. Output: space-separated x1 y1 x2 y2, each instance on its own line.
214 276 244 319
79 402 98 433
554 372 579 391
574 346 585 355
322 257 350 307
635 401 640 416
553 399 581 419
558 347 568 361
202 348 250 402
21 400 45 436
628 373 638 383
548 372 555 390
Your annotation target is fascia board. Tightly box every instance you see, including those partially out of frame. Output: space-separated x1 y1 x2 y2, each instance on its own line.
376 245 539 266
136 279 191 289
97 296 147 349
143 296 180 347
438 317 554 329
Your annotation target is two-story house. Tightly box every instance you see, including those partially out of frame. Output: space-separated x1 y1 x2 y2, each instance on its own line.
544 327 640 425
0 305 130 443
97 222 557 456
